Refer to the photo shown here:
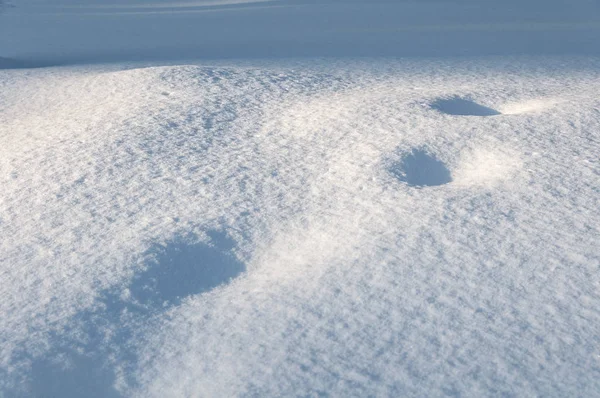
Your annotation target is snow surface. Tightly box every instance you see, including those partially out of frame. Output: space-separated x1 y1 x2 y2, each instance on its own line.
1 56 599 397
1 0 600 397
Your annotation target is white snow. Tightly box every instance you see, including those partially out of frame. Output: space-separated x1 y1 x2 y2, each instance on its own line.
1 57 599 397
1 1 600 397
499 98 564 115
453 147 522 187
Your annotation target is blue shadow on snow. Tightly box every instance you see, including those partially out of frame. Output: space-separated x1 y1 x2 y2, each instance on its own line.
390 148 452 187
10 231 244 398
430 97 500 116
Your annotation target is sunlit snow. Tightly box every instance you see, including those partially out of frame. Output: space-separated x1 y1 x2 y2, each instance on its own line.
1 1 600 397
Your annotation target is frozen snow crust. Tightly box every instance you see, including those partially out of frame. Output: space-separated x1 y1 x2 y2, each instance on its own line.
1 57 600 396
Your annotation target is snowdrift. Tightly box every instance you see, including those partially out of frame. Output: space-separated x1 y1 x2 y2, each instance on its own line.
1 57 599 396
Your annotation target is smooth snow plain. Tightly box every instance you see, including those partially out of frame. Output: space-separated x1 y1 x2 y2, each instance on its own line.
2 1 600 397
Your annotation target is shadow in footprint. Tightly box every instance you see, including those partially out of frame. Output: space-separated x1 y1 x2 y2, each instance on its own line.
9 313 125 398
391 148 452 187
430 97 500 116
28 352 121 398
12 230 245 397
130 231 245 309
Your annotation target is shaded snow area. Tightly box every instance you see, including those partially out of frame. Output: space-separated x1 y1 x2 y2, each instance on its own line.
0 57 599 396
1 0 599 66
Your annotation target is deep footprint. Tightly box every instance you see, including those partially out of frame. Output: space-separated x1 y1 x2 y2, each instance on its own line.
430 97 500 116
27 350 121 398
15 230 245 398
130 230 245 309
391 148 452 187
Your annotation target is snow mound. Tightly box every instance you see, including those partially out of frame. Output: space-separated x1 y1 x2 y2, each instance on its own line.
453 147 522 187
1 57 600 397
499 98 563 115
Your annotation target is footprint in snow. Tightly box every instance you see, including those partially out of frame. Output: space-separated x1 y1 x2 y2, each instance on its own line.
14 230 245 398
430 96 500 116
390 148 452 188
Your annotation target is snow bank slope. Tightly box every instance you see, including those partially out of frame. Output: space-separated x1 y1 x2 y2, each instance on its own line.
1 57 599 396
